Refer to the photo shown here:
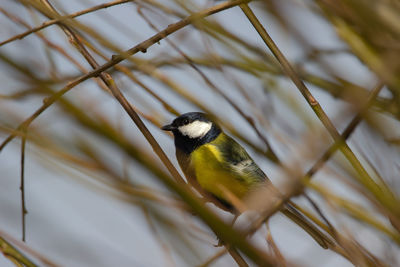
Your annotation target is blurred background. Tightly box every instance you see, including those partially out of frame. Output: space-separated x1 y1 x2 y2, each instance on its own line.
1 0 400 266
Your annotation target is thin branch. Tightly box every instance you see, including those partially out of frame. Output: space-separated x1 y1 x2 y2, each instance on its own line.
265 223 286 267
20 131 28 242
0 236 37 267
225 246 249 267
0 0 134 47
197 249 227 267
142 208 176 267
304 83 385 180
0 229 60 267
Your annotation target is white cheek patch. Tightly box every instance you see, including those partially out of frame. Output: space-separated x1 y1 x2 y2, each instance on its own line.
178 121 212 139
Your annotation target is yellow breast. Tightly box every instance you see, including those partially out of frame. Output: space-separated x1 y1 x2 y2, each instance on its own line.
190 141 250 202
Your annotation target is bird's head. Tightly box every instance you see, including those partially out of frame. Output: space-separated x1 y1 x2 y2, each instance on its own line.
162 112 217 139
162 112 221 153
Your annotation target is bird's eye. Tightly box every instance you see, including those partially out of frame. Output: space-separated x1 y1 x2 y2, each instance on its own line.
183 118 189 124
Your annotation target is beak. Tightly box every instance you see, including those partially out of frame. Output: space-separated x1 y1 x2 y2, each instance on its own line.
161 123 175 131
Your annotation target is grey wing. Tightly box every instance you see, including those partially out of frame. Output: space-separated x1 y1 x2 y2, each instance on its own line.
230 158 268 183
219 134 269 183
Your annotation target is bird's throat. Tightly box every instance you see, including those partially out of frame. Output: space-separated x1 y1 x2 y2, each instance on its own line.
174 125 221 154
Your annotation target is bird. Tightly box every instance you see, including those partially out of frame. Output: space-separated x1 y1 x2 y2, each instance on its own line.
162 112 332 249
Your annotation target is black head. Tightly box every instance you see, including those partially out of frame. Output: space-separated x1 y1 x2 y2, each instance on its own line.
162 112 221 154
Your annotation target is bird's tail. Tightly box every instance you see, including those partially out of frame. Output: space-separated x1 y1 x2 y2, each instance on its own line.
281 203 335 249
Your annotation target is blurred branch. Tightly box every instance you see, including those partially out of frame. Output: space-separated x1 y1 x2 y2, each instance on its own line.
265 223 286 267
0 229 60 267
0 236 37 267
0 0 133 47
142 208 176 267
311 183 400 245
198 249 226 267
317 0 400 92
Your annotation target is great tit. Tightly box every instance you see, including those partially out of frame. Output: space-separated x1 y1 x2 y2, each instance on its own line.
162 112 332 249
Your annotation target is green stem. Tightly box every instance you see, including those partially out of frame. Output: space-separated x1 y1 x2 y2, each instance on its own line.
0 236 38 267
